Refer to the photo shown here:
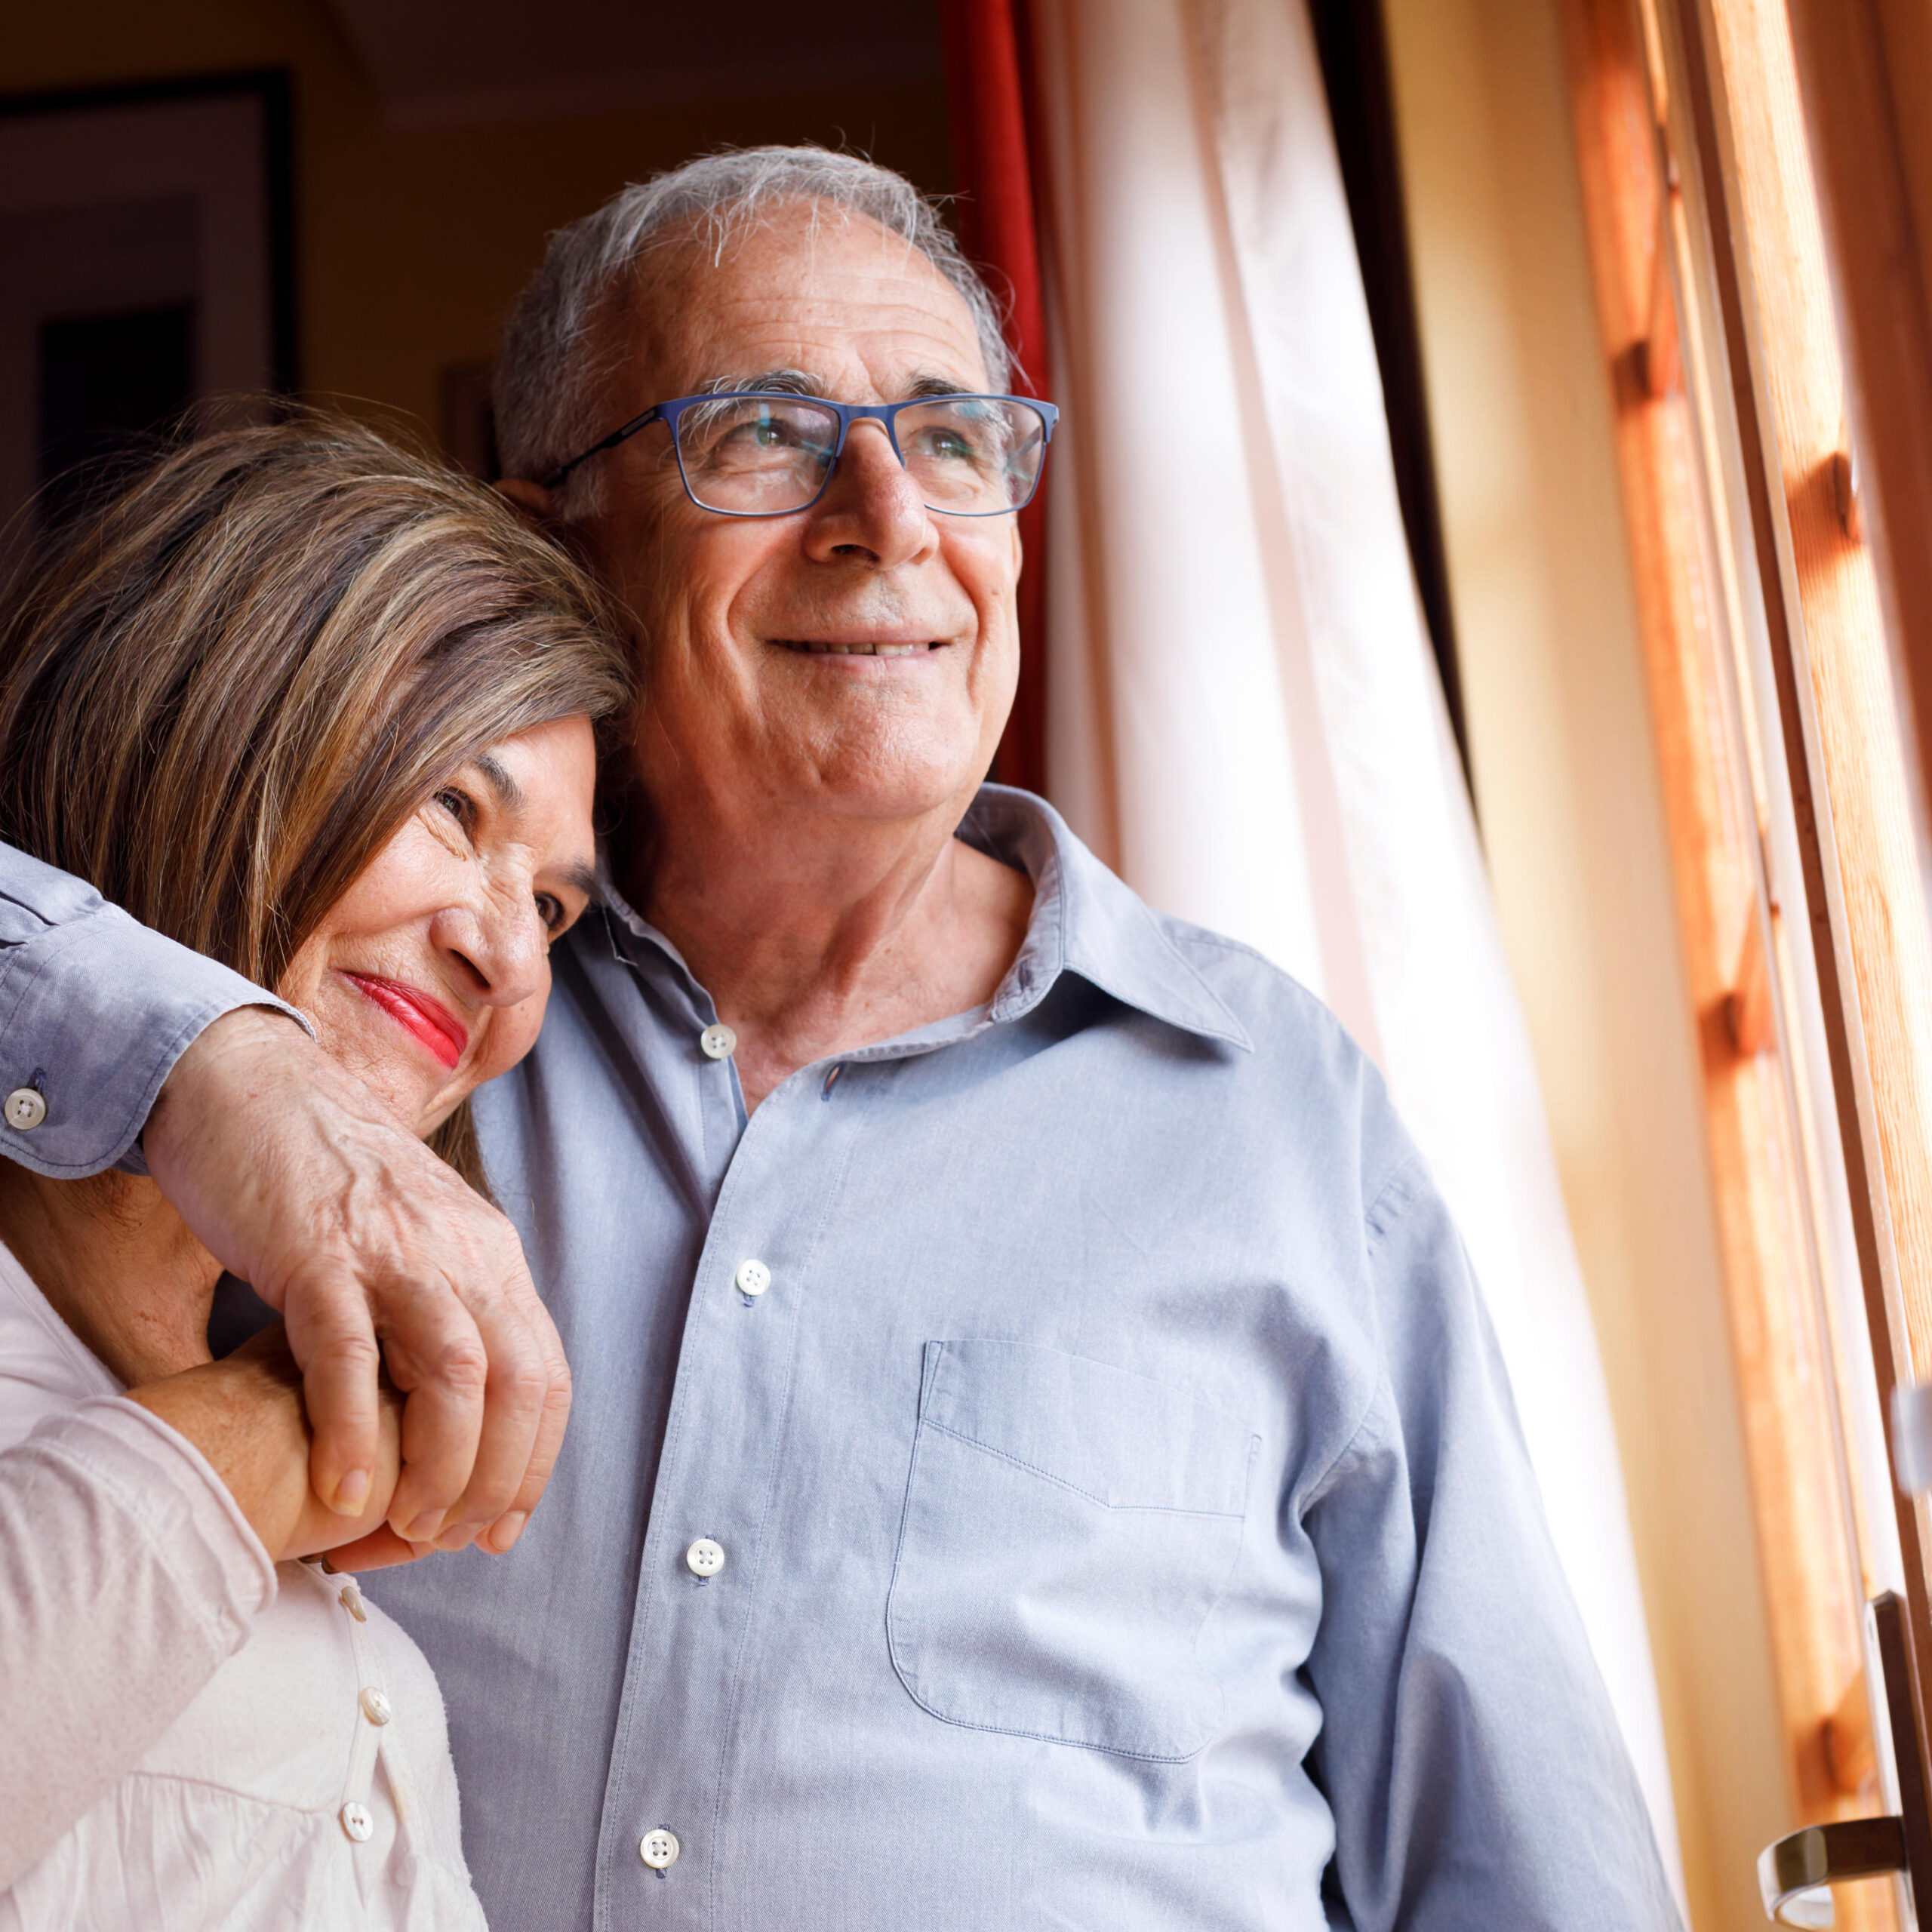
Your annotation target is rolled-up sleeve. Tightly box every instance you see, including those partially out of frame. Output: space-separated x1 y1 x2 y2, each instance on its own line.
0 844 306 1177
0 1395 277 1885
1304 1156 1681 1930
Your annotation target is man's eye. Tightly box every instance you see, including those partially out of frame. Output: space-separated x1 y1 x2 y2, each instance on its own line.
909 425 986 468
537 893 566 933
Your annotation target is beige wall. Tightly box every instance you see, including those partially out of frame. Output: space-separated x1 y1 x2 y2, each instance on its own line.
2 0 952 451
1381 0 1792 1925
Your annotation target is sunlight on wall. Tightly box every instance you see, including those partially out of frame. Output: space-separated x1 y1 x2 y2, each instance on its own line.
1381 0 1792 1925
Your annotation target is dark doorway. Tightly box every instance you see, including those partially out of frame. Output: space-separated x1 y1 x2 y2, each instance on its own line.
36 301 195 527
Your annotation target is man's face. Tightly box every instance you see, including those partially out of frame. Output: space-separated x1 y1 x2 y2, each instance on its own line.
573 206 1022 841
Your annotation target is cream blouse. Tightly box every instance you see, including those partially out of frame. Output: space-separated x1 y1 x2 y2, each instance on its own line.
0 1241 488 1930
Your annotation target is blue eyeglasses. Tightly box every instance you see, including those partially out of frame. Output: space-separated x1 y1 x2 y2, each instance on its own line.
541 391 1058 518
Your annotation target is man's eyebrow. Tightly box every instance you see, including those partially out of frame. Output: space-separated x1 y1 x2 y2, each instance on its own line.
697 368 828 399
473 752 525 811
692 369 989 404
560 860 600 901
901 370 980 401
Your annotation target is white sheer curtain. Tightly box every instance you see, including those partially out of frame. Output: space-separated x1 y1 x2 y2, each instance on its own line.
1027 0 1683 1887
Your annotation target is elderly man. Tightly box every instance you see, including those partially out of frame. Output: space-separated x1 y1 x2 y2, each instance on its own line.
0 149 1673 1927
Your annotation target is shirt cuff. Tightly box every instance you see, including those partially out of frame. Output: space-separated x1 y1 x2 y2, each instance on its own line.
0 849 309 1178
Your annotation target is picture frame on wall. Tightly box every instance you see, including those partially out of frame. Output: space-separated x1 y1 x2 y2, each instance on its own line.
0 70 295 542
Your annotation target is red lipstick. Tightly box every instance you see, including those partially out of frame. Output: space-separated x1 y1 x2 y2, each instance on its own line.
342 972 468 1069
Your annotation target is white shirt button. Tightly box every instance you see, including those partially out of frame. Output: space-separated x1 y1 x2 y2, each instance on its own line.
639 1827 681 1869
5 1088 45 1131
338 1582 368 1624
699 1023 737 1060
734 1258 771 1298
686 1538 725 1577
340 1801 375 1842
359 1685 392 1726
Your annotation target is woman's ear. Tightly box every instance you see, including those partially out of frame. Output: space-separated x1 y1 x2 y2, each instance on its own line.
494 478 558 522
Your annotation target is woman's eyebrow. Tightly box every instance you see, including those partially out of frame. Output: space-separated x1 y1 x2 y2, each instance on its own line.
474 752 525 809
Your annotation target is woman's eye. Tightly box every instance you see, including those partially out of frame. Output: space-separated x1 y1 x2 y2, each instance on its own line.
434 786 474 828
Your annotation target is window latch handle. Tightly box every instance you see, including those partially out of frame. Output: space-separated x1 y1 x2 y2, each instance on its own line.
1758 1816 1906 1924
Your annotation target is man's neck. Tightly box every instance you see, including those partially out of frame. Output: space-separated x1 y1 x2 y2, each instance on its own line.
0 1163 221 1384
632 792 1034 1112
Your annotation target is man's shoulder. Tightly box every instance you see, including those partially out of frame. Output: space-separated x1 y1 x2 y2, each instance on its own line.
1111 902 1422 1207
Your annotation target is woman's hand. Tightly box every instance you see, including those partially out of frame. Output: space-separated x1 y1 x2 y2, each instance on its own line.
123 1326 423 1566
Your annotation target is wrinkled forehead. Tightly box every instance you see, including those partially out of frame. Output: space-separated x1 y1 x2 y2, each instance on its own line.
606 201 992 407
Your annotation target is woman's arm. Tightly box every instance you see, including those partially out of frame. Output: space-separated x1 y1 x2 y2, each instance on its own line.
0 1332 414 1886
0 1386 269 1885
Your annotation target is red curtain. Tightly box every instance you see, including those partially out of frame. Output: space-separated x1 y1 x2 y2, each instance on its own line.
940 0 1051 797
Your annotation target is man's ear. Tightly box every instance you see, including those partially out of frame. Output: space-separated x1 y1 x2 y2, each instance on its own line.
495 477 558 522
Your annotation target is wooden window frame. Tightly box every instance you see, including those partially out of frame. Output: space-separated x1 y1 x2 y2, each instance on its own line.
1562 0 1932 1915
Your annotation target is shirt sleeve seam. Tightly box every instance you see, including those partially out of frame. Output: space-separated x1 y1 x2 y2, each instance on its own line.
1362 1151 1428 1260
1299 1154 1429 1513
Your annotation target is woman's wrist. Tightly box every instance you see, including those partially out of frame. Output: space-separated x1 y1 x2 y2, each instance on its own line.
124 1327 403 1561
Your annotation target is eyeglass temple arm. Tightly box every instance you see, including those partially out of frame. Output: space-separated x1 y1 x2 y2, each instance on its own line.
539 406 665 490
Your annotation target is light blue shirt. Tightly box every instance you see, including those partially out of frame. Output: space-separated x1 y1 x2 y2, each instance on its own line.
0 790 1676 1930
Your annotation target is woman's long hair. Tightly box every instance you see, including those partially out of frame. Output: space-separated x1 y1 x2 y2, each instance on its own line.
0 412 634 1190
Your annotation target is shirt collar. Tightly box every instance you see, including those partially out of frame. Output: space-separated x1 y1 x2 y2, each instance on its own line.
961 786 1253 1052
592 785 1254 1055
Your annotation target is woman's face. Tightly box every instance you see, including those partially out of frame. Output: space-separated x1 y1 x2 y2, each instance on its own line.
279 715 600 1136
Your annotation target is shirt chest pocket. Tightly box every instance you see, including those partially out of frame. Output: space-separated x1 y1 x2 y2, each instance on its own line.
886 1339 1258 1762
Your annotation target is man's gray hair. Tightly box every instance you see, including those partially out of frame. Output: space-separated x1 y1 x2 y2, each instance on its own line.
494 146 1012 508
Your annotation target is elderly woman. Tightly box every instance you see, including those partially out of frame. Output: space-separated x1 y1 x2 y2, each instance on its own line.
0 417 629 1927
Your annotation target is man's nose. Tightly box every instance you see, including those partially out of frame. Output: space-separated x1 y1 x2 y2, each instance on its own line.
431 894 548 1010
804 417 935 567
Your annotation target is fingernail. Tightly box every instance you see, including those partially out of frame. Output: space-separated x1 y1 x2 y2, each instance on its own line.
486 1512 529 1553
332 1469 371 1513
434 1521 485 1553
401 1512 444 1543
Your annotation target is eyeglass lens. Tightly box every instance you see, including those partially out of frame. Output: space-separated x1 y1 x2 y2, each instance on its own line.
672 396 1048 515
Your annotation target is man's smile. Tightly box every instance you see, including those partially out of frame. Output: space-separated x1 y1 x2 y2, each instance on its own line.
771 637 949 657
